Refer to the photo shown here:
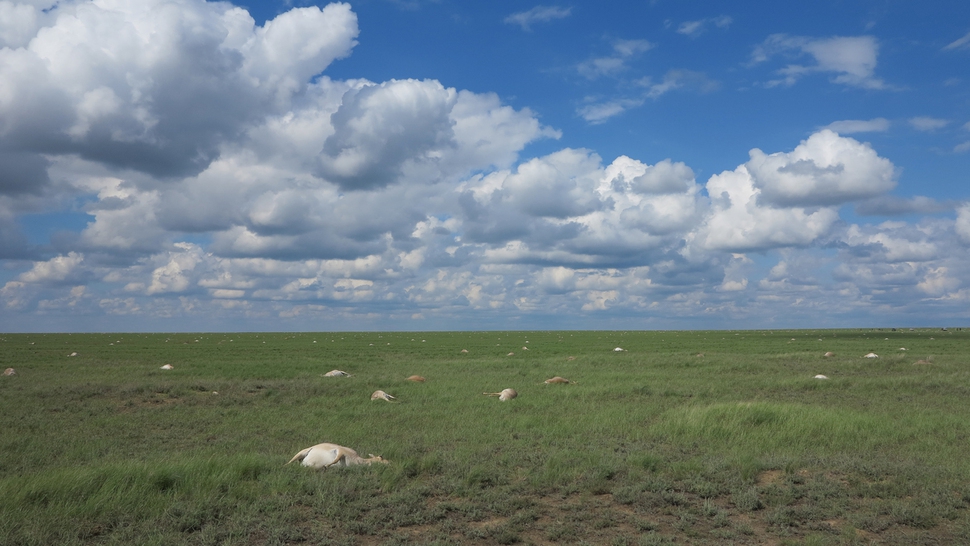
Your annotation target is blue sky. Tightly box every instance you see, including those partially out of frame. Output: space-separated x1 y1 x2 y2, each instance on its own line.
0 0 969 332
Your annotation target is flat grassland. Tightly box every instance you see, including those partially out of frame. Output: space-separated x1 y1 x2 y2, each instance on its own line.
2 329 969 545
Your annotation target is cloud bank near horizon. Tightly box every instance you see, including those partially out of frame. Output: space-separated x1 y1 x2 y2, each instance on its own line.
0 0 967 331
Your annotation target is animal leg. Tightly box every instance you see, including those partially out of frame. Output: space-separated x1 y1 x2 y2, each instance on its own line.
323 452 346 469
285 447 312 466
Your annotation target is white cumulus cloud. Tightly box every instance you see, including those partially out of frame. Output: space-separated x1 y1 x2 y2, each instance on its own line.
746 130 896 207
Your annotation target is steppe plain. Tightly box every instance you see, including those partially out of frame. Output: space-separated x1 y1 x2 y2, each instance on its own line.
2 329 969 545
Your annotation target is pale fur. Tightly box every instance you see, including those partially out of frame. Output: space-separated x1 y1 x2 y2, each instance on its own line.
544 376 573 384
484 388 517 401
406 375 426 382
324 370 351 377
371 390 396 401
3 368 14 376
285 443 388 469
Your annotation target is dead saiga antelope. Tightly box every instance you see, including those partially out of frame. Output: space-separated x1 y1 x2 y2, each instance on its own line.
483 388 517 401
285 443 389 470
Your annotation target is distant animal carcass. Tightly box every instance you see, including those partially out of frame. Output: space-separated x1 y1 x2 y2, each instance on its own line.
484 388 517 401
406 375 426 382
544 376 573 384
324 370 351 377
370 390 396 401
2 368 15 376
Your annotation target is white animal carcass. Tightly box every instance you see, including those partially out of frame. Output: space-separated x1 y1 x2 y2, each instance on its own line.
370 390 396 401
286 443 388 470
324 370 351 377
484 388 517 401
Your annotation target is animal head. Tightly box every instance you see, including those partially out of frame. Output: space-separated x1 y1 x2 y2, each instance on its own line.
367 454 390 465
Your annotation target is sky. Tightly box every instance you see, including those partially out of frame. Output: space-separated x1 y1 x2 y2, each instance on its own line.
0 0 969 332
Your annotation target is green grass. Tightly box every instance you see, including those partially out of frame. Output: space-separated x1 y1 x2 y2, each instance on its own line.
1 328 969 544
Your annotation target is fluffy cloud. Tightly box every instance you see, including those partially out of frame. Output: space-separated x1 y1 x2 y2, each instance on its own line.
62 74 557 262
842 222 940 263
751 34 886 89
694 130 896 251
457 150 705 266
0 0 358 183
0 1 966 330
695 165 839 252
318 79 457 191
745 130 895 207
956 204 970 244
18 251 85 284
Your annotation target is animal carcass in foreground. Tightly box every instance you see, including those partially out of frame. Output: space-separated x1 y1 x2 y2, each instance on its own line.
286 443 388 470
371 390 396 401
324 370 351 377
484 388 517 401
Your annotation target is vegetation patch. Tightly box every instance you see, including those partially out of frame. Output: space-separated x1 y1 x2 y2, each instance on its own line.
1 328 969 544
